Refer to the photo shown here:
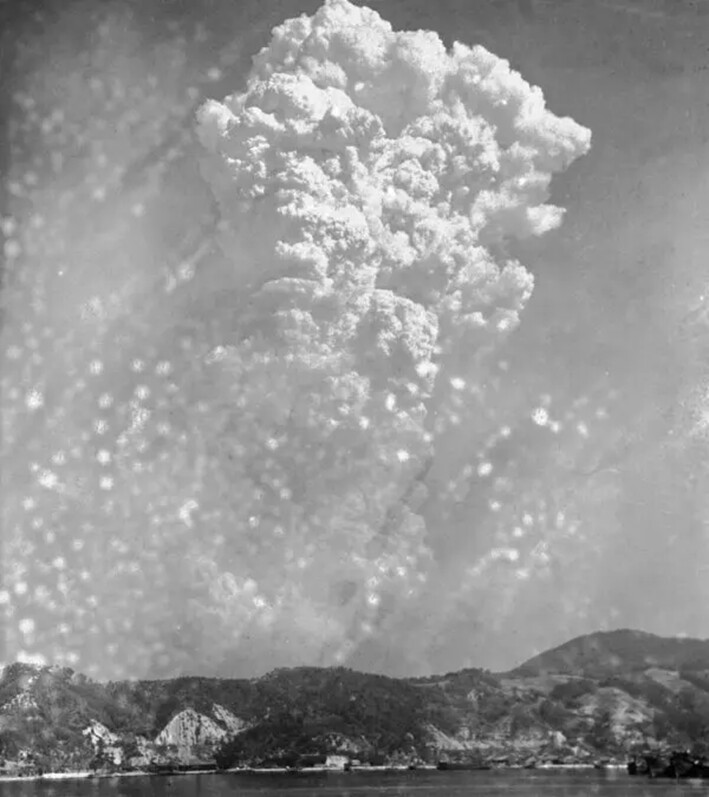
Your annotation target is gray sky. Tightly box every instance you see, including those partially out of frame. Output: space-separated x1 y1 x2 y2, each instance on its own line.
2 0 709 680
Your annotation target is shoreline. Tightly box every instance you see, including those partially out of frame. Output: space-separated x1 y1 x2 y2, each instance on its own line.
0 763 623 782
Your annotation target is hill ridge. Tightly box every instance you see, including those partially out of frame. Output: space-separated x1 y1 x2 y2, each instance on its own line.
3 629 709 774
510 629 709 677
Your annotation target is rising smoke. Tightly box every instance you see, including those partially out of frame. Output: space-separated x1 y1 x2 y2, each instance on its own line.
193 0 590 671
1 0 590 679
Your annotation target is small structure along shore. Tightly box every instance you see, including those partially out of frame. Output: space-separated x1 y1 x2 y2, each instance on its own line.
0 759 631 782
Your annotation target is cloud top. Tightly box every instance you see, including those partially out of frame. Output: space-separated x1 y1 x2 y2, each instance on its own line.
194 0 590 667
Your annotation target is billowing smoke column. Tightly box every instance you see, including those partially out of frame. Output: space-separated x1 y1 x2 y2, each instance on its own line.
193 0 590 666
0 0 591 679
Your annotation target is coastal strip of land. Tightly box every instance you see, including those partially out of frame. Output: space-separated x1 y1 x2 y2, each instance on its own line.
0 762 625 782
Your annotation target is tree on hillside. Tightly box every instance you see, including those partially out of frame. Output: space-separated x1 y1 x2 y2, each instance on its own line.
538 698 572 730
549 680 596 708
585 706 614 752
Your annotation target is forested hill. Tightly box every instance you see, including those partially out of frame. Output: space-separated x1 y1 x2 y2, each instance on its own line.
3 630 709 774
510 629 709 677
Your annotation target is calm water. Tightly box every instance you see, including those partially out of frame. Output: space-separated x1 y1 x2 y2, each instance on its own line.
0 770 706 797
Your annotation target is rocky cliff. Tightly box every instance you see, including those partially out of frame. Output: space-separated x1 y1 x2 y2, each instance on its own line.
2 630 709 774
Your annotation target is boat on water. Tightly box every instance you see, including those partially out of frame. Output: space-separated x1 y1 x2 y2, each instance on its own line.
436 761 492 771
665 752 709 779
628 752 709 779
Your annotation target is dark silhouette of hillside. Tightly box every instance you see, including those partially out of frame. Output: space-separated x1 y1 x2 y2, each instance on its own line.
3 630 709 772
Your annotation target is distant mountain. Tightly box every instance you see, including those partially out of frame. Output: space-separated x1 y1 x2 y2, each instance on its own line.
3 630 709 775
510 630 709 678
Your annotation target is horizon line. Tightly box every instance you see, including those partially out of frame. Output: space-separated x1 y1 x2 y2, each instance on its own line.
3 626 708 684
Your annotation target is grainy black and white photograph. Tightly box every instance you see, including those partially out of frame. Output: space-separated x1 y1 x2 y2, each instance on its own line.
1 0 709 793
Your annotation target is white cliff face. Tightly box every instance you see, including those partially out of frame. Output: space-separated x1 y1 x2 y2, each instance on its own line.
155 708 226 750
212 703 248 735
83 720 121 745
82 721 124 765
76 704 251 767
425 724 473 751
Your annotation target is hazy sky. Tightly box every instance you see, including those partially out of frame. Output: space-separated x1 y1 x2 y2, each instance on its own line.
2 0 709 681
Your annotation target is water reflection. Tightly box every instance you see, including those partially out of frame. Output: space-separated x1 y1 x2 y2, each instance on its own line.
1 772 708 797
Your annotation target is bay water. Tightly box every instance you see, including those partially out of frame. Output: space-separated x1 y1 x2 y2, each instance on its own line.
0 769 703 796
